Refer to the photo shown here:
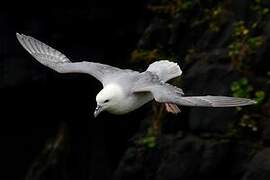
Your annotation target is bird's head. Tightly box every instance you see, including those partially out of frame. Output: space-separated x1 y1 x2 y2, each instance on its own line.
94 84 123 117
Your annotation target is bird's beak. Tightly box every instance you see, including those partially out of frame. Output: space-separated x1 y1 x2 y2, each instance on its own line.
94 105 103 118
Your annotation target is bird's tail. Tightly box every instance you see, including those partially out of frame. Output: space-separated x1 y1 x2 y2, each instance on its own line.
146 60 182 82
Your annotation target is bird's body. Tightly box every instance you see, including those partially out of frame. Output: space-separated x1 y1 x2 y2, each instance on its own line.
16 33 257 117
106 85 152 114
96 83 152 114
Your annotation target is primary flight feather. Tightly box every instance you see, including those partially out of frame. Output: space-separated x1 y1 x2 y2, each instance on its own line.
16 33 256 117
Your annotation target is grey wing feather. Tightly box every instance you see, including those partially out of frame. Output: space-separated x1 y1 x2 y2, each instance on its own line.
16 33 122 83
16 33 70 64
176 96 257 107
133 72 256 107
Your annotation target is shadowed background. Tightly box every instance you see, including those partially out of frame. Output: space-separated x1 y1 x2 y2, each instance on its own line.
1 1 270 180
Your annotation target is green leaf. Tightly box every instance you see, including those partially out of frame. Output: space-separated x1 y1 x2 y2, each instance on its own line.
255 90 266 104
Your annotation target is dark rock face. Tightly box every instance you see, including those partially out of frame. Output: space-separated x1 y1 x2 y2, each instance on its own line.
138 18 171 49
114 134 256 180
183 62 239 132
156 135 209 180
242 148 270 180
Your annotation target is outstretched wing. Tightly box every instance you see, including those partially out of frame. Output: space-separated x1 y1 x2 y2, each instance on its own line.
171 96 257 107
16 33 123 84
133 72 256 107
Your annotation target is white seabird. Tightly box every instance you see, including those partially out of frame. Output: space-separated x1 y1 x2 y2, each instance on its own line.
16 33 257 117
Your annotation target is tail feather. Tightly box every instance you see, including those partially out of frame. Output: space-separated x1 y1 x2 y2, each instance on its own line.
146 60 182 82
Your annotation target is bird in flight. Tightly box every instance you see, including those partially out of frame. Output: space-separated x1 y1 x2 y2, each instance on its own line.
16 33 256 117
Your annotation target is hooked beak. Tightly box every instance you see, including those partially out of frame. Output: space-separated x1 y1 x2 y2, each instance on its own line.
94 105 103 118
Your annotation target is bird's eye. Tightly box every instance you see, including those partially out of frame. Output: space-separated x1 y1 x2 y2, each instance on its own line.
104 99 109 103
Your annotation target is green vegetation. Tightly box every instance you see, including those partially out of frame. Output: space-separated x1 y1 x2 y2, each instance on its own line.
230 78 266 134
254 90 266 104
136 126 157 149
135 105 166 149
226 0 269 72
231 78 265 105
228 21 265 71
206 5 226 32
251 0 270 17
131 49 160 63
147 0 193 17
191 2 230 32
231 78 253 98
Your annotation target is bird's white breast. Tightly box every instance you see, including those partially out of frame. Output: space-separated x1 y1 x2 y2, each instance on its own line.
104 84 153 114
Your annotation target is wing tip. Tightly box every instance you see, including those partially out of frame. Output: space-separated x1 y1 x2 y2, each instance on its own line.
16 32 25 39
16 32 22 40
16 33 30 41
234 97 257 106
217 97 258 107
16 32 27 44
248 99 257 105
